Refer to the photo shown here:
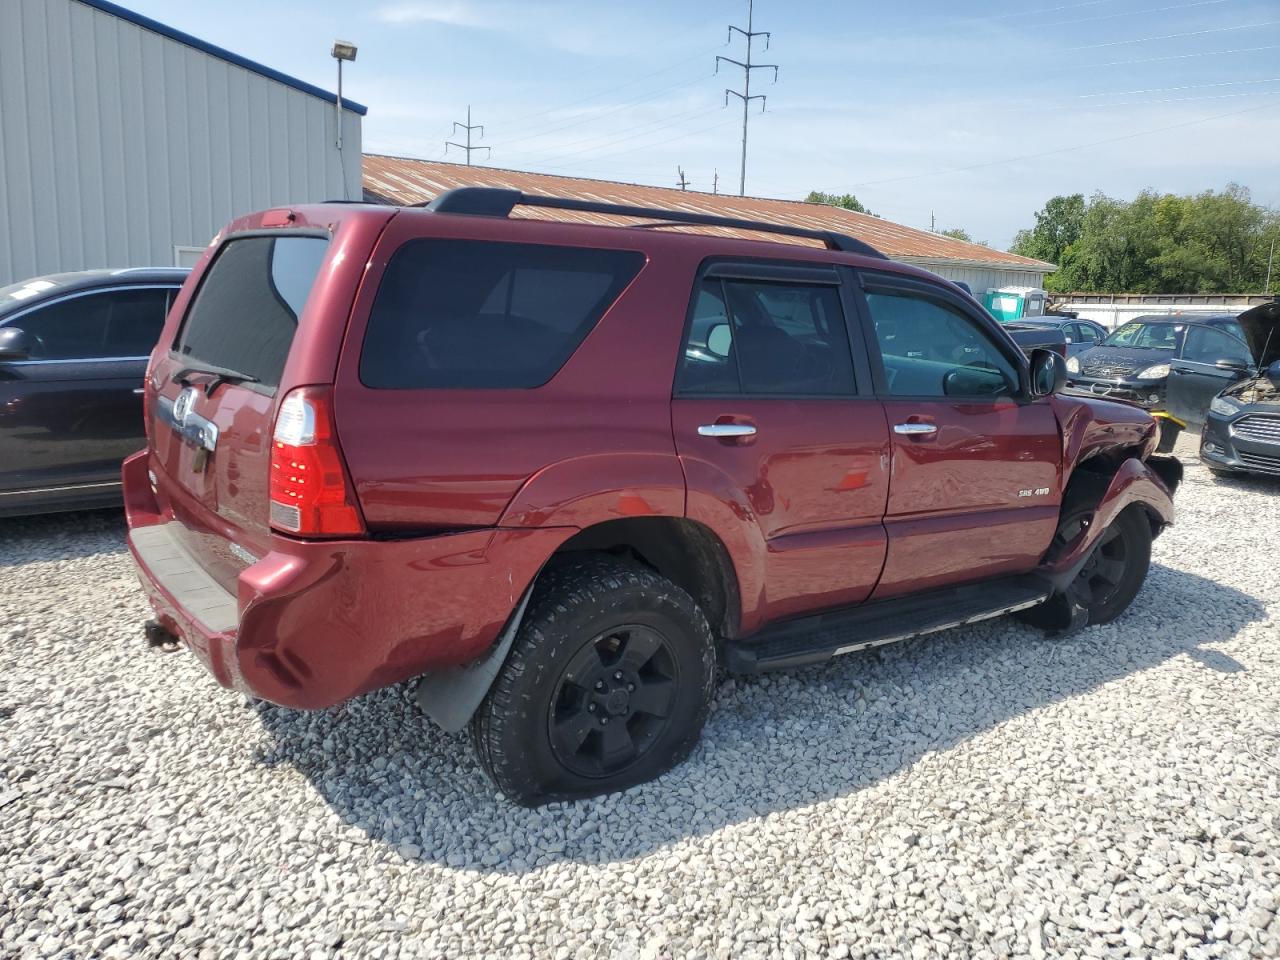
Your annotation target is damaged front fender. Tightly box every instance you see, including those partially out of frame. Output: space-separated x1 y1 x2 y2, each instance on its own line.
1045 456 1179 591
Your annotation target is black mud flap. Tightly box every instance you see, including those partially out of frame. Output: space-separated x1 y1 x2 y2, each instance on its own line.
1145 454 1184 498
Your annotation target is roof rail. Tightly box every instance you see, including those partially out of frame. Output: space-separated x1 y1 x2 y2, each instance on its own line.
417 187 887 259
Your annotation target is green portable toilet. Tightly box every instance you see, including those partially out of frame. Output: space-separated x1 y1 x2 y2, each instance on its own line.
984 287 1046 321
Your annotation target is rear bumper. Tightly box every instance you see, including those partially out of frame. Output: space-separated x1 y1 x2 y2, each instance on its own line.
122 451 576 709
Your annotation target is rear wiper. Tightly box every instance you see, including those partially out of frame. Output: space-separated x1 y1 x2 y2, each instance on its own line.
171 362 260 397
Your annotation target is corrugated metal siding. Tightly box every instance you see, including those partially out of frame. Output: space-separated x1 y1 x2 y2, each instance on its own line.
899 260 1050 298
0 0 362 285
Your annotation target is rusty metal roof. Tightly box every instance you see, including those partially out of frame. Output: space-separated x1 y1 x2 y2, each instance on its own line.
362 154 1054 271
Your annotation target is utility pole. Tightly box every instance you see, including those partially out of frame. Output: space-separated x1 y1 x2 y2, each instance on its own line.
717 0 777 197
930 211 936 233
677 167 690 191
445 106 489 166
713 170 719 195
1267 237 1275 295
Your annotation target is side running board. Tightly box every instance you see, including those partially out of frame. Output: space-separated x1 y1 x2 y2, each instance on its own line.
723 575 1051 674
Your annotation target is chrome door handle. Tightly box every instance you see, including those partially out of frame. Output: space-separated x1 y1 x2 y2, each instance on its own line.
133 387 146 394
893 423 937 436
698 423 757 438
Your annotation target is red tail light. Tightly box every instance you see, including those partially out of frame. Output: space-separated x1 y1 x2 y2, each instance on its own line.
269 386 364 537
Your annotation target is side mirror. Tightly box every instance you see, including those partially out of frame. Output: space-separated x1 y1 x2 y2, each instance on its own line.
0 327 31 361
706 323 732 359
1029 347 1067 397
1214 358 1250 373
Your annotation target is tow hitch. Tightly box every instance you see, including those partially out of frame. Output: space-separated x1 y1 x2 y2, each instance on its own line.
144 620 180 652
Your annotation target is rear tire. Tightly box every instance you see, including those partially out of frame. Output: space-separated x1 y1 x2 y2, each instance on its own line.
469 555 716 806
1017 502 1152 631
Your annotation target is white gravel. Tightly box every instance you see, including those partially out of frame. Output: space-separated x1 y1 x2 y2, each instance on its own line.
2 435 1279 960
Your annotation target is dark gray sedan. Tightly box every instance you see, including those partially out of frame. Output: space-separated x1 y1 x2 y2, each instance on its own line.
1010 315 1108 358
0 268 188 516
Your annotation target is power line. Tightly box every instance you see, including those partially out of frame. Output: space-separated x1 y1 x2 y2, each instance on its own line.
506 102 724 168
1077 76 1280 98
545 115 741 173
1070 19 1280 49
846 96 1280 188
482 0 741 140
1084 43 1280 68
494 54 718 147
445 106 489 165
1034 0 1230 28
717 0 778 196
495 74 711 155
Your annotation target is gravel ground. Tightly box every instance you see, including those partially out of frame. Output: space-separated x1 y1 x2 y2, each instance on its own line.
2 435 1279 960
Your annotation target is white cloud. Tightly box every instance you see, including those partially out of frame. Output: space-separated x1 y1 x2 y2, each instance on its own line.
375 1 496 28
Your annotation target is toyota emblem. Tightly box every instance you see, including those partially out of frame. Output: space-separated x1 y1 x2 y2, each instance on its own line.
173 386 198 424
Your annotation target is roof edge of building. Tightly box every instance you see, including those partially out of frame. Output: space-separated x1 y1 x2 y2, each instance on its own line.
362 154 1055 270
74 0 368 116
900 255 1058 273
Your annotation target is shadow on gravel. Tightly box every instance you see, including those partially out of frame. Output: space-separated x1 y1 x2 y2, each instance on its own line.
0 508 127 567
250 561 1263 874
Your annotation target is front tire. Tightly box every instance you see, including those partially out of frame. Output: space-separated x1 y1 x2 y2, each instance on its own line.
469 556 716 806
1017 503 1152 631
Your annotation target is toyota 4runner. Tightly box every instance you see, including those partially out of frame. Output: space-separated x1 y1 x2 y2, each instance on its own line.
124 189 1181 805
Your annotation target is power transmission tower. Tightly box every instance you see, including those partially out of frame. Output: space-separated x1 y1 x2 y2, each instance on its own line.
445 106 489 166
677 167 690 191
716 0 777 197
713 170 719 195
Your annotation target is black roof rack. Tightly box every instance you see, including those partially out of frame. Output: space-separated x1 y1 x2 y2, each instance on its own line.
415 187 886 259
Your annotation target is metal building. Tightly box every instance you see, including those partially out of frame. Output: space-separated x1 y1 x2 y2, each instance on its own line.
0 0 365 286
362 156 1056 295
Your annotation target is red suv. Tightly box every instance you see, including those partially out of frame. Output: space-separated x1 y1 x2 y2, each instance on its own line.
124 189 1181 805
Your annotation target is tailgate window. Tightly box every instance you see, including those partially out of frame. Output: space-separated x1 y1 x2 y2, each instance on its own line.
173 235 329 390
360 239 643 389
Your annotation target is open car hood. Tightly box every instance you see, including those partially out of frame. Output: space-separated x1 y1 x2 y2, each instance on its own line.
1238 300 1280 369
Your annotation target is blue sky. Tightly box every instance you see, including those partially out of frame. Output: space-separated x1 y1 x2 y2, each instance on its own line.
123 0 1280 249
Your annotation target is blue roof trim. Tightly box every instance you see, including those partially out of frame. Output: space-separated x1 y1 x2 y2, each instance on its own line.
73 0 369 116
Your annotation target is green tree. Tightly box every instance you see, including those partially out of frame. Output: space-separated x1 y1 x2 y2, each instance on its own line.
938 227 987 246
805 191 874 216
1009 193 1086 268
1013 186 1277 293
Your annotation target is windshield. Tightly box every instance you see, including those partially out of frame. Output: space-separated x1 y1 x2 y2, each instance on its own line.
1101 321 1183 350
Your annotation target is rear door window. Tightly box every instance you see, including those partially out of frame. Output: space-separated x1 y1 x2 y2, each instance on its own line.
676 277 856 396
173 235 329 390
103 288 172 357
360 239 644 389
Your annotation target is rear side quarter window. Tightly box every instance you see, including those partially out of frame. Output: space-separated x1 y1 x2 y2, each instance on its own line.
360 239 644 389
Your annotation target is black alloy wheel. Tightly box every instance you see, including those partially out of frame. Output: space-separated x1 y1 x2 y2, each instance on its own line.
1016 500 1152 632
548 624 679 778
470 556 716 806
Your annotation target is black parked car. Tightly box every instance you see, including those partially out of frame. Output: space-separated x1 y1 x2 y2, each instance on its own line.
1064 313 1250 410
1011 315 1108 358
1175 301 1280 478
0 268 188 517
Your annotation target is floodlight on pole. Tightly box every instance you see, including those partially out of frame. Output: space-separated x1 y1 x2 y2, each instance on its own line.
331 40 357 150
